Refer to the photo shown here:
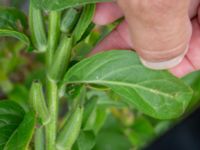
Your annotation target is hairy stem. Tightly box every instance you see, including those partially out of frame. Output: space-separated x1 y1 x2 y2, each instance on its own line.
45 78 58 150
35 127 45 150
45 11 60 150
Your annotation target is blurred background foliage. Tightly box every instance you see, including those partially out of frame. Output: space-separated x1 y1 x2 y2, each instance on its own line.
0 0 200 150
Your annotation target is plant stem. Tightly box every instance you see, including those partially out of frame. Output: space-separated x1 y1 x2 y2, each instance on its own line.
45 78 58 150
46 11 61 68
35 127 45 150
45 10 61 150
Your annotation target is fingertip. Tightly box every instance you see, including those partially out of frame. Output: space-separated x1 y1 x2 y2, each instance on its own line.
169 58 195 78
93 2 123 25
93 3 107 25
171 18 200 77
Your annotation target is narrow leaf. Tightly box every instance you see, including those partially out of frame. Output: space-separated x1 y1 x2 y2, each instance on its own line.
73 4 95 43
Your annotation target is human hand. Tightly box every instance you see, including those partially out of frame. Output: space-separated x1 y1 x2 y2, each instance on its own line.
92 0 200 77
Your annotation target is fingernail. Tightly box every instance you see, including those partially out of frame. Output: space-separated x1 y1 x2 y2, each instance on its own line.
139 45 189 70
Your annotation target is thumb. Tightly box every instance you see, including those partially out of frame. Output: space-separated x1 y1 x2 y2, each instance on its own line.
117 0 192 69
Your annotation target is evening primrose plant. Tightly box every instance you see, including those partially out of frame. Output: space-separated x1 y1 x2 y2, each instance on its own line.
0 0 200 150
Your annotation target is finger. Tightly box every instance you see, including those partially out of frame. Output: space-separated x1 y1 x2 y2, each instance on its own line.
186 19 200 69
91 21 132 55
93 2 123 25
198 5 200 23
117 0 192 70
189 0 200 18
170 58 195 77
170 18 200 77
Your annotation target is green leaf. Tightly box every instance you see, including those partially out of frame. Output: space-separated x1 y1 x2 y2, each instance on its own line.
0 7 31 50
94 130 131 150
63 50 192 119
8 84 29 112
127 117 155 148
0 101 35 150
82 96 98 128
92 107 108 134
4 111 36 150
182 71 200 111
31 0 112 11
0 29 30 48
154 121 172 135
87 91 127 108
72 42 93 61
83 92 109 134
73 130 96 150
93 115 132 150
0 7 27 30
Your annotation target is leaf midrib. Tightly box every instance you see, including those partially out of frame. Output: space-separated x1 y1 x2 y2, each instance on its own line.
64 80 176 98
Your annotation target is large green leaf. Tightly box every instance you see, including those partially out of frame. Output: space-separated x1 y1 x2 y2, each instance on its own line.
0 100 36 150
63 50 192 119
32 0 112 11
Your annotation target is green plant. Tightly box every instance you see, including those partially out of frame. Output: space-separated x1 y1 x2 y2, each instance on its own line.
0 0 200 150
